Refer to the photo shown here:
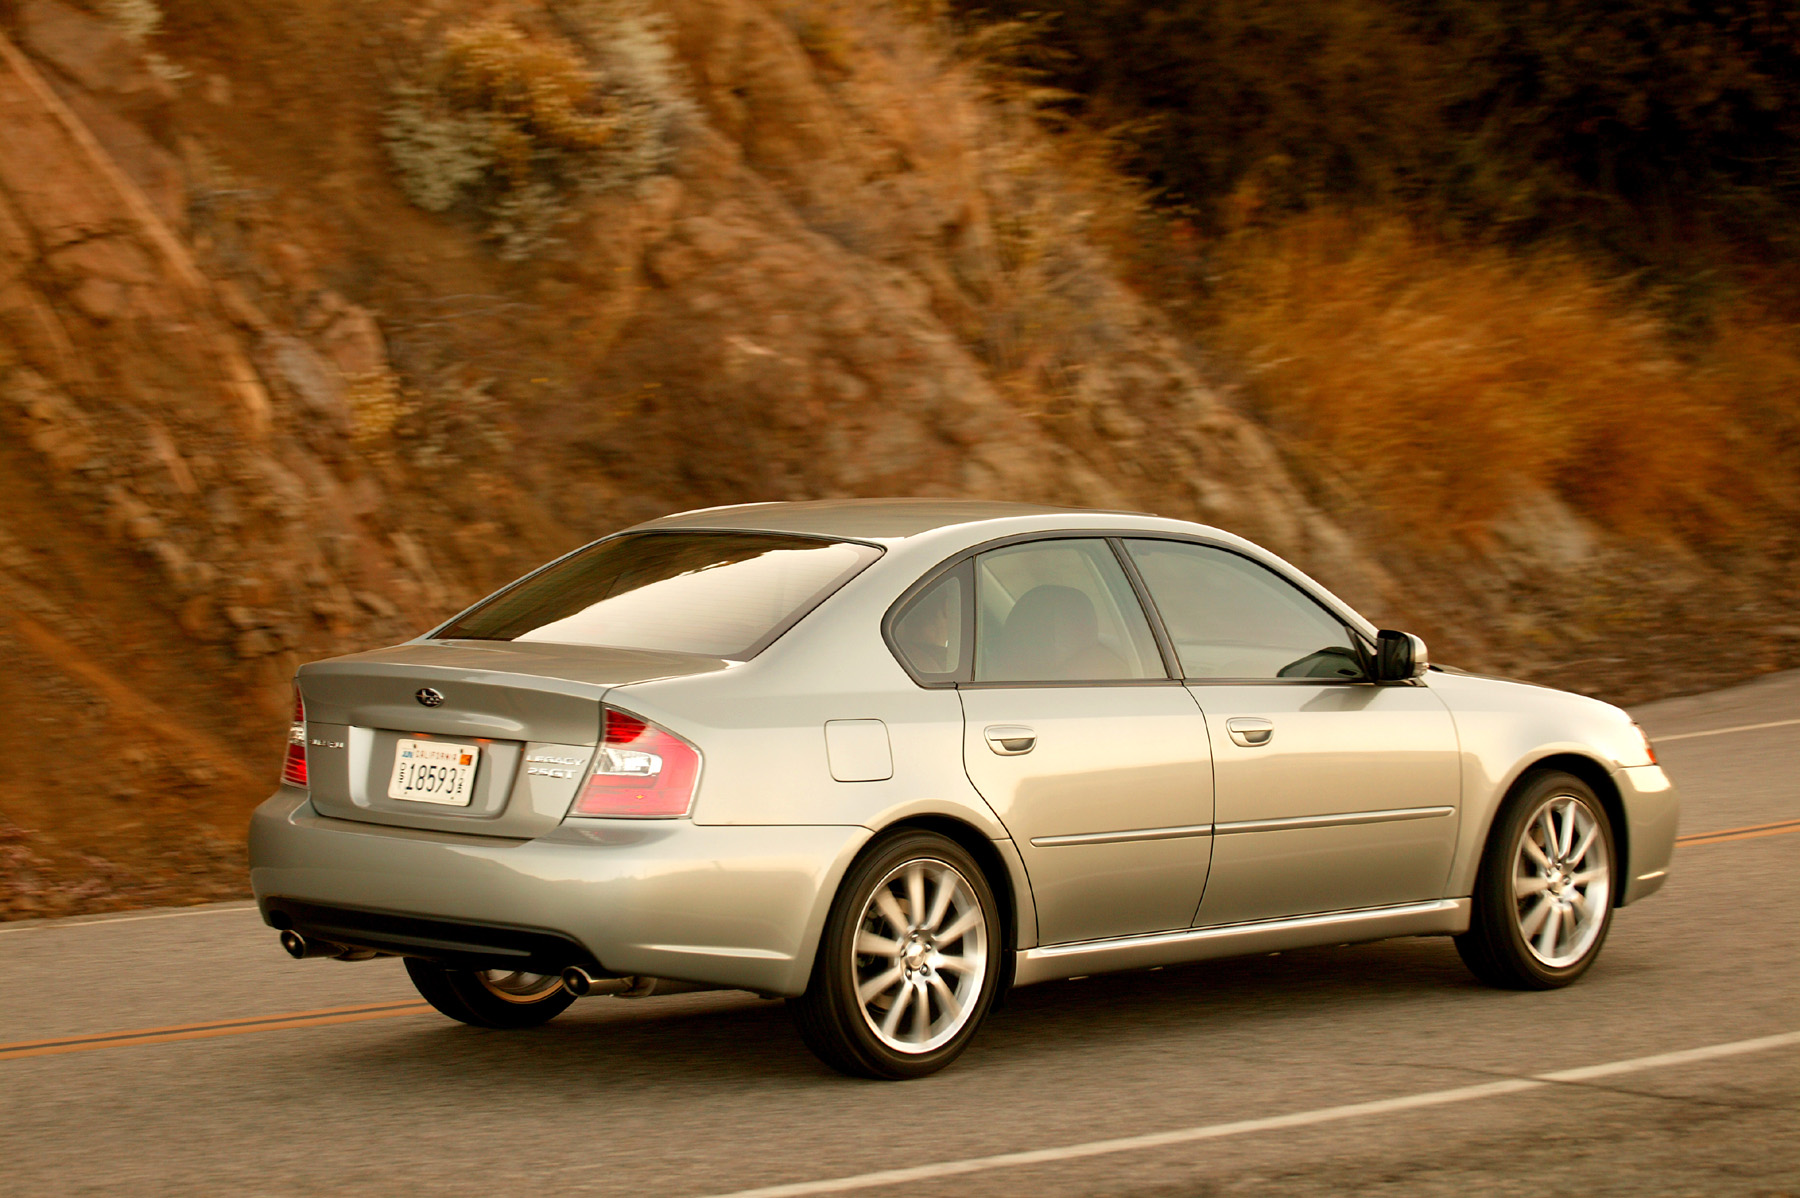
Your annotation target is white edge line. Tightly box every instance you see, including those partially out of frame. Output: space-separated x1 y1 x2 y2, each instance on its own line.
696 1029 1800 1198
1656 717 1800 743
0 903 260 935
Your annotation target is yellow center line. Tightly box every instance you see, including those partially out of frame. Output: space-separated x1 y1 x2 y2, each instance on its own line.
0 1000 432 1062
1675 818 1800 848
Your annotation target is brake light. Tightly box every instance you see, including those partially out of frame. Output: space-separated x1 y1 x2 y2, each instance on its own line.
282 685 308 787
571 707 701 818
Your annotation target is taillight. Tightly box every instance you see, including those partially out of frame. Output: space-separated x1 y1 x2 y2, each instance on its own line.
570 707 701 818
282 685 308 787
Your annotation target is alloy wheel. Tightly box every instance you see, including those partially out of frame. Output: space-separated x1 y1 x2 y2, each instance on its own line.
852 858 989 1054
1511 793 1612 968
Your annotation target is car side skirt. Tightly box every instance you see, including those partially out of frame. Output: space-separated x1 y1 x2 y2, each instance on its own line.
1011 898 1471 987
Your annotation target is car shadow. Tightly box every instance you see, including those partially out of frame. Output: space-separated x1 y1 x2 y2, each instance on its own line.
310 934 1493 1090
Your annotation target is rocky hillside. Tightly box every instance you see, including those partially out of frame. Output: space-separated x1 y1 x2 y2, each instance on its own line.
0 0 1792 916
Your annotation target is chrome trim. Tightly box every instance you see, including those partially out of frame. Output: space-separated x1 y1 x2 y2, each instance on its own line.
1214 805 1455 836
1012 898 1470 986
1031 823 1215 848
1635 869 1668 882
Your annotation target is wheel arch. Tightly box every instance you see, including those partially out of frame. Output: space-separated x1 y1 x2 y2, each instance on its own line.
1505 753 1629 904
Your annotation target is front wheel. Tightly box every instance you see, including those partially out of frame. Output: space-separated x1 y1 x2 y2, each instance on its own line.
404 959 576 1028
790 831 1002 1079
1456 770 1617 989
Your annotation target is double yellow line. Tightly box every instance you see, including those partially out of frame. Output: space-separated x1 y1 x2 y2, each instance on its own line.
0 1000 430 1062
1675 817 1800 848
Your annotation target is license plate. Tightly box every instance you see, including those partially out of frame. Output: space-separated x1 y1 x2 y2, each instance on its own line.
388 738 480 805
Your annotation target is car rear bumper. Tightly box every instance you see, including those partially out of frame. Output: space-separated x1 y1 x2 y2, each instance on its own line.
1616 764 1678 905
249 789 870 995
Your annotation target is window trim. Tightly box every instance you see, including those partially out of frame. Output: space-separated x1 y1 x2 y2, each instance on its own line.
425 527 885 662
881 529 1379 690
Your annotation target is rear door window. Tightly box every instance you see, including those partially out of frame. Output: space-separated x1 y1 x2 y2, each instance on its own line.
972 540 1165 683
438 532 882 659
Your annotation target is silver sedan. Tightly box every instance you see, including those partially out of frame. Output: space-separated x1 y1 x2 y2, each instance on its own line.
250 500 1678 1078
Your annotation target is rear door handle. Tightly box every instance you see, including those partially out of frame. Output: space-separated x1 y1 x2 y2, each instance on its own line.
1226 717 1274 747
984 725 1036 755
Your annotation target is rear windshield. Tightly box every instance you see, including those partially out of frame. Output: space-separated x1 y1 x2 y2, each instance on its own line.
436 531 882 659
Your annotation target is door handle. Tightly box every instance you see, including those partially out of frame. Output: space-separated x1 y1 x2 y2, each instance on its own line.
984 725 1036 755
1225 717 1274 747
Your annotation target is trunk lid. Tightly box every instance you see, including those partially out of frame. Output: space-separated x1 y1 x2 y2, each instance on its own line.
297 641 729 837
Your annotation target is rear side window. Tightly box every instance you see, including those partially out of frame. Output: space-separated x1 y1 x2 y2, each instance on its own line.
889 563 972 683
1124 539 1365 680
439 532 882 659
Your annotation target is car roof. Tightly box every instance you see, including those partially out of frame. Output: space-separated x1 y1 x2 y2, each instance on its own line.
631 498 1148 542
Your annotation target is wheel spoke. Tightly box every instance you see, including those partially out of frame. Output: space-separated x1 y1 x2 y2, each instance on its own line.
924 872 957 933
910 979 930 1043
927 973 961 1023
906 864 926 930
936 953 982 975
1569 822 1600 867
1538 809 1560 861
1536 905 1564 957
935 907 982 947
874 888 910 935
880 978 914 1040
1519 895 1554 937
1571 867 1606 887
857 963 905 1004
1522 837 1552 870
1514 874 1550 899
1567 890 1590 920
1557 801 1577 858
856 930 902 957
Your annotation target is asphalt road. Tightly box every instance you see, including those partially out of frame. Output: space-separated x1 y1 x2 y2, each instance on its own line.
4 672 1798 1197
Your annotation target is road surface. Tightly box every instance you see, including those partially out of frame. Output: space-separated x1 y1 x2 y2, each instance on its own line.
3 671 1798 1196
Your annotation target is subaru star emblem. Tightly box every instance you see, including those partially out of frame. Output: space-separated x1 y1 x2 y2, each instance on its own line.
415 687 445 708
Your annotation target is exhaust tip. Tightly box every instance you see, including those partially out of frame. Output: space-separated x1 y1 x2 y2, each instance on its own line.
279 930 308 959
561 966 595 996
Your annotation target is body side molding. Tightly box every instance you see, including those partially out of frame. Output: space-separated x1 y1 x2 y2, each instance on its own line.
1214 805 1455 836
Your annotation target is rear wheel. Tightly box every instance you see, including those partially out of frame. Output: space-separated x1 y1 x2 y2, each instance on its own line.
404 958 576 1028
1457 770 1616 989
790 831 1001 1080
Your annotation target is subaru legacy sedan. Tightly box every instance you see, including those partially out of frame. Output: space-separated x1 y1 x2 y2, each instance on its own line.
251 500 1678 1078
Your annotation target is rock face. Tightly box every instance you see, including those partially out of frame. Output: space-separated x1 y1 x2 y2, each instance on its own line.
0 0 1788 914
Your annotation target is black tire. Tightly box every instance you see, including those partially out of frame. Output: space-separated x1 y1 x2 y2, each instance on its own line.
790 831 1003 1080
404 958 576 1028
1456 769 1618 990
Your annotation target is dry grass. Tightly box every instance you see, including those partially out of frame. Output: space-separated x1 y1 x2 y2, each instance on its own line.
1199 212 1800 544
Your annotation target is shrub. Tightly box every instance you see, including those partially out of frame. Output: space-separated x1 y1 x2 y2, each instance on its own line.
385 5 683 258
1202 212 1794 542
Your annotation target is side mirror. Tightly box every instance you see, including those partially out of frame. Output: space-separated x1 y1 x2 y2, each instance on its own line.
1374 630 1428 682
